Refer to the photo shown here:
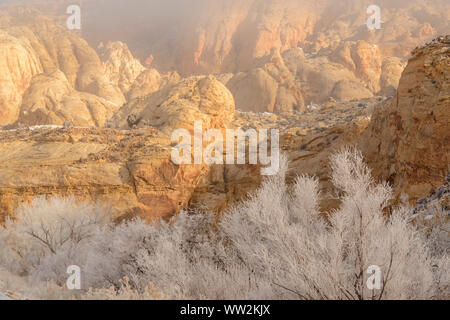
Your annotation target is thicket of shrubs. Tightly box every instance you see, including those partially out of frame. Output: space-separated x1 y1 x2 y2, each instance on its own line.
0 149 448 299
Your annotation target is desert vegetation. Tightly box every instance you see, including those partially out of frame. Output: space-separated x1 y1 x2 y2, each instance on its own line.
0 149 448 300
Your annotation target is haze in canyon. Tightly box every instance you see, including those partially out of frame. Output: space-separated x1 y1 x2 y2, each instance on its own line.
0 0 448 301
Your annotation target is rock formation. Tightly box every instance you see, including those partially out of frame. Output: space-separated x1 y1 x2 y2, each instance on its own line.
72 0 449 75
0 126 178 224
0 29 43 125
17 70 120 127
112 76 235 133
226 48 305 113
0 8 125 127
3 0 446 116
126 69 180 101
0 94 378 223
225 41 405 111
100 41 146 94
0 76 236 223
0 1 448 225
361 36 450 203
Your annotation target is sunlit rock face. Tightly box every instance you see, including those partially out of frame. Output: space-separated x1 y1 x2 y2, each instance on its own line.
0 1 448 222
361 36 450 203
224 41 406 112
0 29 43 125
2 0 448 115
0 7 125 127
17 70 120 127
69 0 448 75
0 36 448 222
100 41 146 94
0 75 237 223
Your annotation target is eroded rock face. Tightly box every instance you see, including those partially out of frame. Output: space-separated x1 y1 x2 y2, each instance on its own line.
0 75 237 223
0 96 377 223
227 48 305 113
127 69 180 101
4 1 444 117
0 126 205 224
379 57 407 96
17 71 120 127
112 75 235 133
0 29 43 125
71 0 449 76
190 98 375 213
300 41 407 103
0 2 448 224
100 41 146 94
330 41 382 92
287 45 376 104
226 41 405 111
0 30 448 222
0 8 125 126
361 36 450 203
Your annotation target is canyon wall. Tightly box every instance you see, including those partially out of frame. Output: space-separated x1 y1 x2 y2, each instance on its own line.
361 36 450 202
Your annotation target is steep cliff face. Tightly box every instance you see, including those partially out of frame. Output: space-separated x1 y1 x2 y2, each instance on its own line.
361 36 450 203
69 0 449 76
180 0 320 75
162 0 446 76
18 0 447 75
3 0 447 116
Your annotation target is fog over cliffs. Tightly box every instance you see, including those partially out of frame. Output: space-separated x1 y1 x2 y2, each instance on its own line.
2 0 449 75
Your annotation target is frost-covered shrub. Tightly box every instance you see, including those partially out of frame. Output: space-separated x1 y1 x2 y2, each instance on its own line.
81 218 157 290
80 277 168 300
84 211 243 299
0 150 448 300
0 266 77 300
220 148 448 299
413 203 450 257
0 196 112 279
